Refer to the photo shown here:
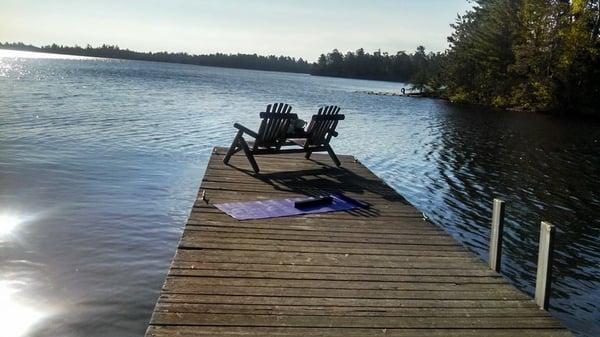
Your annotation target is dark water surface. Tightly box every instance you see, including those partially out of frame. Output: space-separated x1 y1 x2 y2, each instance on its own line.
1 50 599 337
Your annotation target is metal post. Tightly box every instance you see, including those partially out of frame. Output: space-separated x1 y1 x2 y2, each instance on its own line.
489 198 505 272
535 221 555 310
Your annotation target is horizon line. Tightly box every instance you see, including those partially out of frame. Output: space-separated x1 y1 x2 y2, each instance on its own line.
0 41 443 63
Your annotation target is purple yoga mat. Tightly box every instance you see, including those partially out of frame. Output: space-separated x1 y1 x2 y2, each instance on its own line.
214 194 361 220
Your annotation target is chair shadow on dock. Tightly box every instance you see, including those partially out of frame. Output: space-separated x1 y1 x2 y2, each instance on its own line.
223 157 412 218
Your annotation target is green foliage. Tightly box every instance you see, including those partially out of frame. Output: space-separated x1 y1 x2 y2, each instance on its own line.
313 46 445 93
445 0 600 114
444 0 522 107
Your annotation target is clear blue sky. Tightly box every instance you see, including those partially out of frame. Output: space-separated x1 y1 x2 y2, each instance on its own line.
1 0 473 61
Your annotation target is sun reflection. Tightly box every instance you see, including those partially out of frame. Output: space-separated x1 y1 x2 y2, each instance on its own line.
0 214 22 236
0 49 98 60
0 281 46 337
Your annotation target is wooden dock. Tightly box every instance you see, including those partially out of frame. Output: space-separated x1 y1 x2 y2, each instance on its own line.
145 147 572 337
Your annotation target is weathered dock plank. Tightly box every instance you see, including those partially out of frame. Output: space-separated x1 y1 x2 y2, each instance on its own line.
145 147 572 337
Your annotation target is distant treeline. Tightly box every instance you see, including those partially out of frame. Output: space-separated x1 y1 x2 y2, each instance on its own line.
0 42 312 73
0 41 448 105
312 46 443 92
0 42 436 87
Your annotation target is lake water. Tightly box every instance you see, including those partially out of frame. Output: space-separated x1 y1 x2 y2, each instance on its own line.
1 49 599 337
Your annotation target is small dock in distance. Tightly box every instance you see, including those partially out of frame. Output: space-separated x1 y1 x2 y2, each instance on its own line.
145 147 572 337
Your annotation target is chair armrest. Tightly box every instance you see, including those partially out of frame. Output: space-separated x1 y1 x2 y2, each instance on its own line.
233 123 259 138
310 114 345 121
259 112 299 119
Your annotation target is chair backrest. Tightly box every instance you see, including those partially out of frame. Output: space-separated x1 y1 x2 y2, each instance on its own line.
255 103 297 148
305 105 344 146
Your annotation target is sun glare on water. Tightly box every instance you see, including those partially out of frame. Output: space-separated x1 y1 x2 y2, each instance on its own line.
0 214 22 236
0 282 47 337
0 49 99 60
0 211 49 336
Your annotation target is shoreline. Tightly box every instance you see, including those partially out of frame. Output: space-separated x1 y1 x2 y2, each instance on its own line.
3 46 598 119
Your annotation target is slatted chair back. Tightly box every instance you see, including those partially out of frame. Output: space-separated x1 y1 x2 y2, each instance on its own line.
305 105 344 146
255 103 295 148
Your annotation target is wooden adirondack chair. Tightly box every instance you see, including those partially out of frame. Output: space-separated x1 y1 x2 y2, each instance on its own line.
289 105 345 167
223 103 297 173
224 104 345 173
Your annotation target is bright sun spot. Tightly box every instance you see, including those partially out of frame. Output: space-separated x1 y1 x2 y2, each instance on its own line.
0 214 22 236
0 282 46 337
0 49 97 60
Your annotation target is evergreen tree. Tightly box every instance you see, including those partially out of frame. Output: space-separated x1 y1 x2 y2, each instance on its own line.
445 0 522 106
444 0 600 114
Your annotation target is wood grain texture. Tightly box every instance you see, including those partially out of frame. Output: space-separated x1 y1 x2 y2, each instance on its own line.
145 147 572 336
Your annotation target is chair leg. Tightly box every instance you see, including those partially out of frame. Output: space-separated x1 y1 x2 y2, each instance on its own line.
224 131 242 164
325 144 341 167
305 150 312 159
239 137 260 173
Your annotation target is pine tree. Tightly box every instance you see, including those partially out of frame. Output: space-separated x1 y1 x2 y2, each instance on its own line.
445 0 522 106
